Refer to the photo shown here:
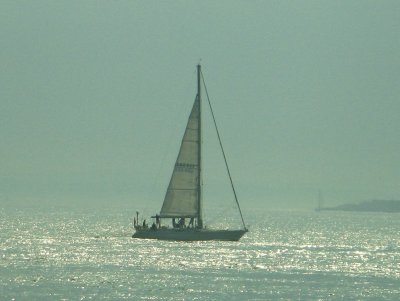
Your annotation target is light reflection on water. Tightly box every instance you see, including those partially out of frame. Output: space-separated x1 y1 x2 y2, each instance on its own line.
0 208 399 300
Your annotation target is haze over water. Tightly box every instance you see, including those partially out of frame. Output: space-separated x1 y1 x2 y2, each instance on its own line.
1 1 399 209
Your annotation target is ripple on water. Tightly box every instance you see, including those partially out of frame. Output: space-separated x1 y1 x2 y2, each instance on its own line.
0 209 399 300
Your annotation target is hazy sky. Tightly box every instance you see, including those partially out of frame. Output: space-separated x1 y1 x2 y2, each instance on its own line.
1 1 399 211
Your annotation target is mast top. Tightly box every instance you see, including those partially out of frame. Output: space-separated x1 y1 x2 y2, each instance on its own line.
197 64 201 99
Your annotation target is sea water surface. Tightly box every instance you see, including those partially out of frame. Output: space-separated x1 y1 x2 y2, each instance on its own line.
0 205 399 300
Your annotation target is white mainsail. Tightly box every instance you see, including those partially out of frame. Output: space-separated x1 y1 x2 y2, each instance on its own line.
160 96 201 218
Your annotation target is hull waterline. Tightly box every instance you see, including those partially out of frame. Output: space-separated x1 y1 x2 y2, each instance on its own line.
132 228 247 241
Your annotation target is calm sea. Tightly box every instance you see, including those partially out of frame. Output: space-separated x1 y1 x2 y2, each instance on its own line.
0 205 399 300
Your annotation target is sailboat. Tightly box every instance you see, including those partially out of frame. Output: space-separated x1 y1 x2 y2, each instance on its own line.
315 190 324 212
132 65 248 241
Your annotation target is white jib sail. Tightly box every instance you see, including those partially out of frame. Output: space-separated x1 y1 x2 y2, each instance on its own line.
160 96 200 217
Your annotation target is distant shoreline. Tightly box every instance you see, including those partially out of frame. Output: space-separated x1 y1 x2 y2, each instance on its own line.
317 200 400 213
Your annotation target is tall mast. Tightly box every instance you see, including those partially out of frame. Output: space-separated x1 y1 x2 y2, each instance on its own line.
197 64 203 228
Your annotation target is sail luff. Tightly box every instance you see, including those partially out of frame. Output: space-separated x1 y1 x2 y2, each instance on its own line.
197 64 203 228
159 89 201 218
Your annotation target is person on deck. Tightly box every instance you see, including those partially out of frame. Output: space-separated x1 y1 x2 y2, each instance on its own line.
156 214 160 228
178 218 185 228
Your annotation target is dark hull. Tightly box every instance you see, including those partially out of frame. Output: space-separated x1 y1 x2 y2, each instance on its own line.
132 228 247 241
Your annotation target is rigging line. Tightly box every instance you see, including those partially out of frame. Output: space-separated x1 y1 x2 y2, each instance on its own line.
200 70 247 231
